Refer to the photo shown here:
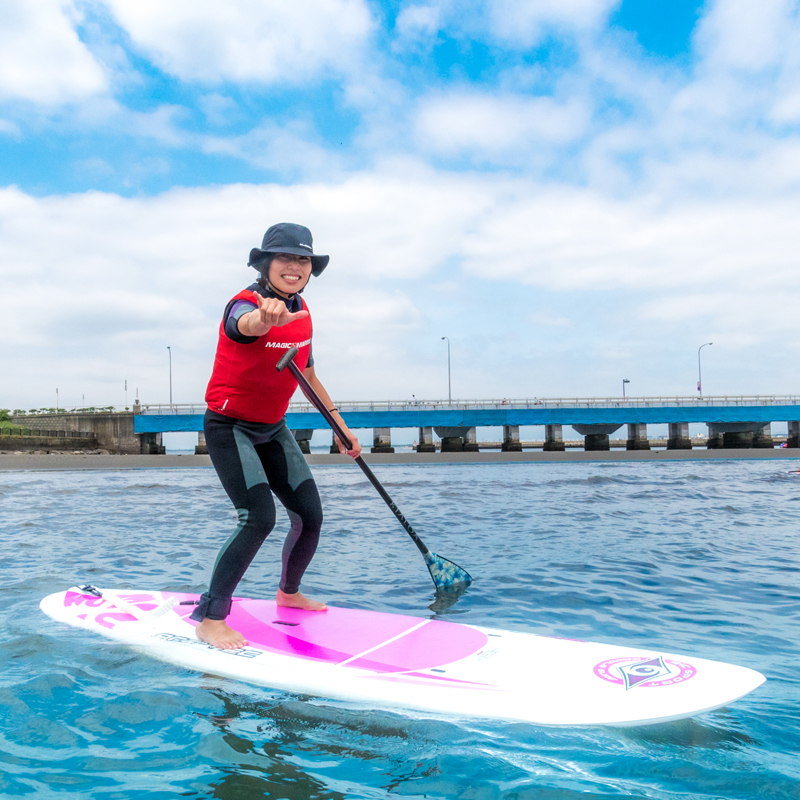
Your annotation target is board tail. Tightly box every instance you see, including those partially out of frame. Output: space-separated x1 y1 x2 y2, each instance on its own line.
81 586 179 627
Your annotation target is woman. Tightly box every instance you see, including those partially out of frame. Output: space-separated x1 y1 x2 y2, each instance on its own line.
193 222 361 650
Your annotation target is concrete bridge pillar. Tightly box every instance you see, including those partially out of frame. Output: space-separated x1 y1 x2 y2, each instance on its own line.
416 426 436 453
752 424 775 449
464 427 479 452
572 424 622 452
293 428 313 454
585 434 609 451
502 425 522 452
434 426 468 452
371 427 395 454
195 429 208 455
723 431 753 448
708 422 763 449
788 421 800 448
330 430 340 454
626 423 650 450
543 424 565 452
667 422 692 450
140 431 165 455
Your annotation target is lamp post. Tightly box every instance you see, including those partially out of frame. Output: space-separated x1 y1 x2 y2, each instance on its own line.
441 337 451 403
697 342 713 396
167 346 173 405
622 378 630 399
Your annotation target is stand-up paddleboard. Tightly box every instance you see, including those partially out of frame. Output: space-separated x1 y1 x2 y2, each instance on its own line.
40 587 765 727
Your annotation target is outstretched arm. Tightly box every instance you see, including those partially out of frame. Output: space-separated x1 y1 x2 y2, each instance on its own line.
302 365 362 458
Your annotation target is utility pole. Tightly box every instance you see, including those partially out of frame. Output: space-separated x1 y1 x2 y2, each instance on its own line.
698 342 713 395
441 337 451 403
167 346 173 405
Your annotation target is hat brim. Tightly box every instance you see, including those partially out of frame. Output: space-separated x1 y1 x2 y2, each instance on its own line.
248 247 329 276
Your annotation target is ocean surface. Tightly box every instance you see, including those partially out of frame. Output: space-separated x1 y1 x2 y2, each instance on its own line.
1 459 799 799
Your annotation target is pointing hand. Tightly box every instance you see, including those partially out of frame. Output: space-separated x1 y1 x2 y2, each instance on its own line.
241 295 309 337
255 295 309 328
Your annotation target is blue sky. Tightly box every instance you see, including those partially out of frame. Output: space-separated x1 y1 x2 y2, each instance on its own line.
2 0 800 412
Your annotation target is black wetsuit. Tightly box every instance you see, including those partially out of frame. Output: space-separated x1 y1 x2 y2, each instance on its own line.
191 284 322 622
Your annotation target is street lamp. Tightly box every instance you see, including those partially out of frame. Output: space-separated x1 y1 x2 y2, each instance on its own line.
167 346 173 405
622 378 630 399
697 342 713 396
441 337 451 403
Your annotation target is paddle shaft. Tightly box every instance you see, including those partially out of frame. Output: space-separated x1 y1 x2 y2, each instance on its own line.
277 350 429 556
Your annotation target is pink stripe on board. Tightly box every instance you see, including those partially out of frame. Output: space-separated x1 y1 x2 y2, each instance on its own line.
346 620 488 672
165 594 488 674
231 601 420 665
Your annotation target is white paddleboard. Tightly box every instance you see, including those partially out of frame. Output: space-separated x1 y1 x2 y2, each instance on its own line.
40 587 765 727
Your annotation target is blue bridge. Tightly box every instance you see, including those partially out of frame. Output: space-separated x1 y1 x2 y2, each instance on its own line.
135 396 800 431
134 396 800 451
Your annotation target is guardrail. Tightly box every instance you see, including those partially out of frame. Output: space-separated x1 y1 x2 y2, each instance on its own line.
137 395 800 415
0 428 95 438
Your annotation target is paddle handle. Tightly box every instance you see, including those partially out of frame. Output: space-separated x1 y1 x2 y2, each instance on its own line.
276 347 429 555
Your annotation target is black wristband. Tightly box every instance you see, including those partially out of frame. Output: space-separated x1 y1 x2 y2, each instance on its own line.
328 407 338 413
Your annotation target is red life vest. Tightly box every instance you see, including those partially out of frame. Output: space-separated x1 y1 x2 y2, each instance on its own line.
205 289 312 424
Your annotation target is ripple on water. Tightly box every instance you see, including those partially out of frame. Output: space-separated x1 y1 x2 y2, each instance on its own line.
0 459 798 798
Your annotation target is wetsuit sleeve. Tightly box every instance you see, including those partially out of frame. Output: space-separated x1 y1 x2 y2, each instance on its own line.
223 299 258 344
307 341 314 368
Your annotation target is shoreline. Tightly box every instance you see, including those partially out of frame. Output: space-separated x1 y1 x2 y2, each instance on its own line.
1 449 799 471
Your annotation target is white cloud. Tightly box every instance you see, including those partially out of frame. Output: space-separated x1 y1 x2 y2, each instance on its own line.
0 175 483 405
459 188 800 293
6 0 800 402
694 0 794 72
201 121 343 176
395 4 441 38
672 0 800 129
0 118 21 137
487 0 619 46
99 0 375 84
3 157 800 406
393 0 618 48
415 93 589 156
198 93 240 127
0 0 107 104
770 90 800 124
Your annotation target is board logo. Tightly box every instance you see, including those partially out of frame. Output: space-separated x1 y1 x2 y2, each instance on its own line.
593 656 697 690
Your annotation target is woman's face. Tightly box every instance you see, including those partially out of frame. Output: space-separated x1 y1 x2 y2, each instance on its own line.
267 253 313 295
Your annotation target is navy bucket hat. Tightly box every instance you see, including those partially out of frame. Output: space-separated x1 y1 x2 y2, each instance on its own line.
248 222 329 276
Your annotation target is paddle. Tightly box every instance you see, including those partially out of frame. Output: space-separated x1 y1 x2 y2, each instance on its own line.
276 346 472 590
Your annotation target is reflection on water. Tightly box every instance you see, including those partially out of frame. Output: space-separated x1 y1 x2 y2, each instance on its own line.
1 459 799 798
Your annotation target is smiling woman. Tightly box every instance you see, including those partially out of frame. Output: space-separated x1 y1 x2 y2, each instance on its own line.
195 222 362 651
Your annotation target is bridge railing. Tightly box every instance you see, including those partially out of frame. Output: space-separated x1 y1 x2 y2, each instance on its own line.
136 395 800 415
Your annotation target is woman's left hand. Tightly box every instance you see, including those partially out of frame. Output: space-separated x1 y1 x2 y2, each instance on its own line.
337 430 361 458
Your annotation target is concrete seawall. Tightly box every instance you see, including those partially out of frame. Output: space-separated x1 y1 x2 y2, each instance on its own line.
0 434 100 451
1 449 798 471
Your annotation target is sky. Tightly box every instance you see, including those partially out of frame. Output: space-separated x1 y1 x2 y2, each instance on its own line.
2 0 800 411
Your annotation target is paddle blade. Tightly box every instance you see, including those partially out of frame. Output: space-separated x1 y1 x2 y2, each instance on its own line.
423 550 472 589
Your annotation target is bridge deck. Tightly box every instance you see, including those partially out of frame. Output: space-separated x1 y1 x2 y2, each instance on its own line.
134 396 800 433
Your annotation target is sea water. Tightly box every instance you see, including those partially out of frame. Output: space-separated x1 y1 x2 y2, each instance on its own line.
1 459 799 799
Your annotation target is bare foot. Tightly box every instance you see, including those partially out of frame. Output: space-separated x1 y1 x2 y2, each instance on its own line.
195 618 249 650
276 589 327 611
